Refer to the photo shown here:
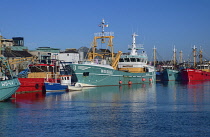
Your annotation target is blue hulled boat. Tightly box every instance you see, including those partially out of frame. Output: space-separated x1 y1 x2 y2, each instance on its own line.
44 74 71 92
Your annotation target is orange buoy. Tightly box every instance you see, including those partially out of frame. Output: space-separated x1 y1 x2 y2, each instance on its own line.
119 80 122 84
142 78 146 81
128 80 132 85
149 78 152 82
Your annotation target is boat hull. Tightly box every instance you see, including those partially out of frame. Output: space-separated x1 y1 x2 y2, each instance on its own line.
44 82 68 92
69 64 156 87
17 78 45 92
162 69 181 81
0 78 20 101
181 68 210 81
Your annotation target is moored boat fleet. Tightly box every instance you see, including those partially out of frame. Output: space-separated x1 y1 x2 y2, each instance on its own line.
155 45 210 81
0 19 210 101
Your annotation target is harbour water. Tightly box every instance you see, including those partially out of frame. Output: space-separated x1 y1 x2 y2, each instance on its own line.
1 81 210 136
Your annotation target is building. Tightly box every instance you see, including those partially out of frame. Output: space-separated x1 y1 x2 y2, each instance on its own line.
30 47 80 64
29 47 60 64
0 35 35 74
59 49 79 63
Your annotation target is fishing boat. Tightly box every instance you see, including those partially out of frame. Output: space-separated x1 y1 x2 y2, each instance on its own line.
44 60 78 92
44 61 83 92
44 74 71 92
0 56 20 101
67 19 156 87
16 63 60 93
181 66 210 81
181 46 210 81
161 66 181 81
159 47 181 81
68 84 83 91
45 75 83 92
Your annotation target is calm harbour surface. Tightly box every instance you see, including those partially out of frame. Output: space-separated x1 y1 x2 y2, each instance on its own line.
1 81 210 137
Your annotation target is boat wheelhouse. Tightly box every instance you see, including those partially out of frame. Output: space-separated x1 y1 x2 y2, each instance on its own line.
197 64 210 72
118 33 155 73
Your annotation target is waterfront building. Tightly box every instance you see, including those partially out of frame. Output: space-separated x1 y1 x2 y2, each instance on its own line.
0 35 34 75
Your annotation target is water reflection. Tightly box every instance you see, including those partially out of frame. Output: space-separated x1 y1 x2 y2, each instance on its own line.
156 81 210 112
44 83 156 103
4 81 210 113
1 82 210 136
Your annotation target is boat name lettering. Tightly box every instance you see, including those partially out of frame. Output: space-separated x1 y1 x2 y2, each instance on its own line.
78 66 90 70
1 81 14 86
101 69 113 74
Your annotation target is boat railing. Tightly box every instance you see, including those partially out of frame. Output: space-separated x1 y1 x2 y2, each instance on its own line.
161 65 174 70
45 73 59 83
128 44 144 50
197 64 210 69
79 59 109 65
139 52 147 57
94 32 114 37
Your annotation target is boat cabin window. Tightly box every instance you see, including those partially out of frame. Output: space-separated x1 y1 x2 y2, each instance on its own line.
124 58 130 62
130 58 136 62
119 58 124 62
198 65 209 69
144 59 147 63
199 66 203 69
83 72 89 76
136 58 140 62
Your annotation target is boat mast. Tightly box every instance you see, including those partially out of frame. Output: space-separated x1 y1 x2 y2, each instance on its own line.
88 19 114 61
193 45 197 68
153 46 156 67
130 33 138 56
199 47 203 64
100 19 106 43
0 33 2 57
179 50 183 64
173 46 176 66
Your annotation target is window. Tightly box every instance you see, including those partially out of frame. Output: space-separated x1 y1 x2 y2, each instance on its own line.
119 58 124 62
124 58 130 62
130 58 136 62
83 72 89 76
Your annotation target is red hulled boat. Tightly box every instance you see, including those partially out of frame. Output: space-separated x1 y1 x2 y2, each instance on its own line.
181 46 210 81
181 67 210 81
12 63 60 99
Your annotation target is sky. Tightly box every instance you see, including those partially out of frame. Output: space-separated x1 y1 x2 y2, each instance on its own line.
0 0 210 61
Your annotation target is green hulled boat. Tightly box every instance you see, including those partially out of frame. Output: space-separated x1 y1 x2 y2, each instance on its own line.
160 47 181 81
67 19 156 87
162 67 181 81
0 56 20 101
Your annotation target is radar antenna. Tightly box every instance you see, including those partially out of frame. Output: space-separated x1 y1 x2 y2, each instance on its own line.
98 19 109 43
